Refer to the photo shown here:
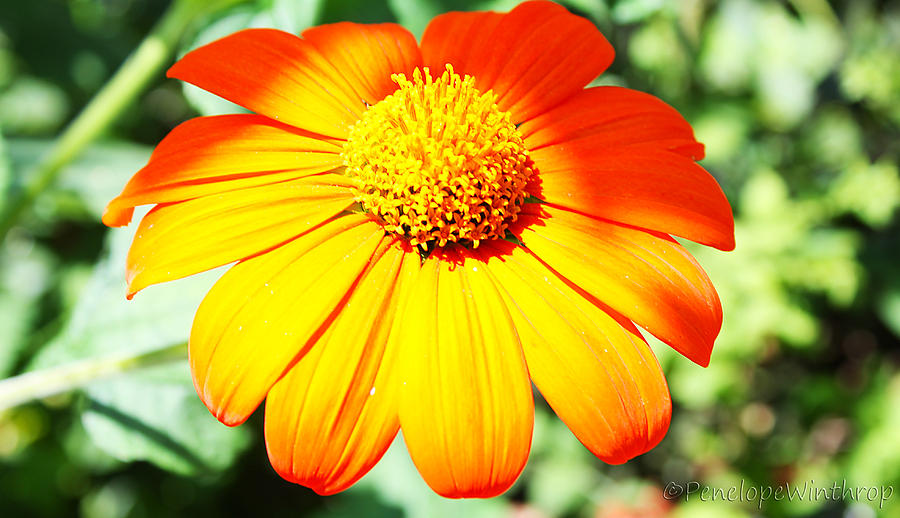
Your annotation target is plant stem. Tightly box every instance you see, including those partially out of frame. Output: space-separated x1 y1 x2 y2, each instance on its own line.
0 343 188 412
0 0 243 243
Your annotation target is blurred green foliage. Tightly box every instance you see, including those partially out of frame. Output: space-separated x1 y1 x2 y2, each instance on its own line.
0 0 899 517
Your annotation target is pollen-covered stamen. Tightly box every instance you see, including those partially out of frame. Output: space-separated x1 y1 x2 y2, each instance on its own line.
342 65 534 248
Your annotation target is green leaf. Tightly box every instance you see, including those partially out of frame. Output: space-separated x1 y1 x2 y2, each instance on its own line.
24 217 248 476
81 362 251 476
559 0 608 21
6 138 152 220
0 77 69 135
0 241 53 377
0 133 48 377
262 0 325 33
610 0 664 24
526 411 598 516
20 212 248 474
0 139 55 376
879 290 900 339
387 0 442 38
29 221 222 371
846 373 900 488
0 128 10 214
828 158 900 228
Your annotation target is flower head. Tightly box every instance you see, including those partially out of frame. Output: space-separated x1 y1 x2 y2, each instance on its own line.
105 1 734 498
344 65 534 247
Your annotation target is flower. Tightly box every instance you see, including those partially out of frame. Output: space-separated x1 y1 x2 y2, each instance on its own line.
104 0 734 498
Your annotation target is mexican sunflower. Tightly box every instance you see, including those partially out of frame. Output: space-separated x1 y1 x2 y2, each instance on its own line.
104 0 734 498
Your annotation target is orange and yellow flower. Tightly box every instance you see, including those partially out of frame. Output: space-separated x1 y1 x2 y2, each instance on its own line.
104 1 734 498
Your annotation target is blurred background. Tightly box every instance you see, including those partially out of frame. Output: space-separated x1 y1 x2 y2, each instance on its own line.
0 0 898 516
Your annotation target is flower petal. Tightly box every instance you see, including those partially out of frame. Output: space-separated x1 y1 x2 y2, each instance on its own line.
264 239 419 495
103 114 344 227
419 10 504 80
167 26 420 138
517 205 722 367
479 241 670 463
397 247 533 498
301 22 422 105
522 88 734 251
533 146 735 251
125 173 357 298
520 86 704 159
189 215 387 426
420 1 614 122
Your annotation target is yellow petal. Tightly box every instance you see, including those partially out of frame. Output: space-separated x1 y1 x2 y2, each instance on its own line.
189 215 386 426
398 247 533 498
481 241 671 463
126 174 357 297
264 239 419 494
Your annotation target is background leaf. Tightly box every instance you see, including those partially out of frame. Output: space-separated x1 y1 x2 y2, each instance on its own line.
28 215 222 370
23 215 248 477
81 362 251 476
6 139 152 220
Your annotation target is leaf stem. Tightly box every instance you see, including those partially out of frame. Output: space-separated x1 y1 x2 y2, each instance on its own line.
0 343 188 413
0 0 244 243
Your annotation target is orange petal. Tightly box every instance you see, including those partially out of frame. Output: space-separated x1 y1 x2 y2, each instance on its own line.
398 247 533 498
517 205 722 367
264 239 419 495
189 215 387 426
420 1 613 122
125 173 357 298
301 23 422 105
520 86 705 159
479 241 670 464
419 10 504 81
533 146 735 251
168 26 420 138
103 115 344 227
521 87 734 251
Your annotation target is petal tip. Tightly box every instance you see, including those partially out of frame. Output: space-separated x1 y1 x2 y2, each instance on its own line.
124 269 145 300
430 479 519 499
683 341 713 367
218 413 248 428
719 233 737 252
101 201 134 227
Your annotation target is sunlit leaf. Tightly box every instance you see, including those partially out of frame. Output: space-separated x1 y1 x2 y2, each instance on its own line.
29 216 221 369
611 0 664 24
387 0 442 38
25 219 247 476
0 77 69 135
81 362 251 476
6 138 152 220
0 238 53 377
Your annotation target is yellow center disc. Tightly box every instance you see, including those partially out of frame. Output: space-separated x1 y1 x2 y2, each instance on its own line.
342 65 534 248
